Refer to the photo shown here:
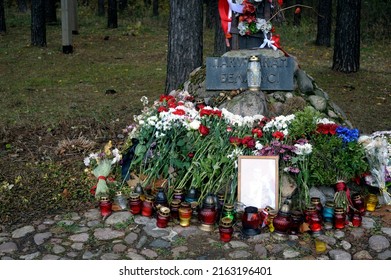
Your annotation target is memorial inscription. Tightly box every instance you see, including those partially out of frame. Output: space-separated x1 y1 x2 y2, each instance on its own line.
206 56 294 91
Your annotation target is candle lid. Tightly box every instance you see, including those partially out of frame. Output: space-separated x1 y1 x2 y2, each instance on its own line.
220 217 233 227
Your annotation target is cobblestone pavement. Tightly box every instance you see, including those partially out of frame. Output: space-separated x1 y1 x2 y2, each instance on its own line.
1 206 391 260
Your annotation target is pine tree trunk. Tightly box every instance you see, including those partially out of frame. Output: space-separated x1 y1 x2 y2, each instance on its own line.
17 0 28 13
165 0 203 93
119 0 127 12
31 0 47 47
45 0 57 25
205 0 216 29
332 0 361 73
316 0 332 47
98 0 105 16
0 0 5 34
107 0 118 28
152 0 159 17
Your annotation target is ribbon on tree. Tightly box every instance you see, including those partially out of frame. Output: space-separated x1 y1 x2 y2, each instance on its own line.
218 0 244 39
259 31 278 51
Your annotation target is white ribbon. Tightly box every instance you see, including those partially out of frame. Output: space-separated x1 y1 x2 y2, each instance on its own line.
227 0 244 14
259 32 277 51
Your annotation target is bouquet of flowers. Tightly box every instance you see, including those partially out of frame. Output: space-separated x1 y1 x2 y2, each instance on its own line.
83 141 122 199
359 133 391 205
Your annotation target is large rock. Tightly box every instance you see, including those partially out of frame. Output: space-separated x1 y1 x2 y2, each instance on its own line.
219 90 269 117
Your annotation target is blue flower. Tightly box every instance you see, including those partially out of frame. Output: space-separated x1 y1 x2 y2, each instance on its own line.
336 126 360 143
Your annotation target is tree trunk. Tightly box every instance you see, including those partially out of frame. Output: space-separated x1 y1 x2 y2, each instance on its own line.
293 0 302 26
45 0 57 25
332 0 361 73
0 0 5 34
107 0 118 28
152 0 158 17
213 0 226 56
98 0 105 16
205 0 215 29
31 0 47 47
165 0 203 93
17 0 28 13
144 0 151 7
316 0 332 47
119 0 128 12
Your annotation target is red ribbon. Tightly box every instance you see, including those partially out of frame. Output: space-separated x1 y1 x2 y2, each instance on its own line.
335 181 353 206
98 176 107 181
218 0 232 39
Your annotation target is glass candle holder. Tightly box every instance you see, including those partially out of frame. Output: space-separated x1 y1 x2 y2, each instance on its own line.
241 206 261 236
190 201 199 223
154 187 168 209
141 195 154 217
129 193 142 215
266 209 278 233
219 217 234 242
322 201 335 223
289 210 303 235
178 202 192 227
310 197 323 214
156 206 171 228
304 205 317 224
99 197 112 217
173 189 185 202
199 204 217 232
112 191 128 211
273 210 291 235
309 211 323 234
170 199 181 220
334 207 346 229
351 212 362 227
366 194 378 212
221 203 236 223
352 193 365 215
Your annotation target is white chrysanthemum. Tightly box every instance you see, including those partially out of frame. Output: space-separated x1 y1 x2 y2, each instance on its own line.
111 148 122 164
140 96 148 106
255 141 263 150
83 157 91 166
189 120 201 130
316 117 335 124
294 143 313 155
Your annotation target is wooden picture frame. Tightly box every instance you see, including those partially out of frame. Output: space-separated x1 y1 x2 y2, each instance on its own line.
238 155 279 210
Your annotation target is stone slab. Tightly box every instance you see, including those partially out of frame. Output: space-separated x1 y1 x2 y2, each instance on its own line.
206 56 294 91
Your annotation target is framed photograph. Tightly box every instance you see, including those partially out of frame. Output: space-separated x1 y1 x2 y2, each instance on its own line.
238 155 279 210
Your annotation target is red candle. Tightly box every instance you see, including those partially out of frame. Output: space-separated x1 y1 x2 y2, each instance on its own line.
351 212 362 227
352 194 365 215
141 195 154 217
156 207 171 228
129 193 142 215
219 217 234 242
99 197 112 217
199 206 217 225
334 207 346 229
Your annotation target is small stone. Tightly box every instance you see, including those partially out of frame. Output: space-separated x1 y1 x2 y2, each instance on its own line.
341 240 352 250
171 246 188 259
87 220 101 227
34 232 52 245
69 233 89 243
67 252 79 258
353 250 373 260
229 241 249 249
254 244 268 259
84 209 101 220
350 227 365 239
381 227 391 237
52 245 66 254
136 235 148 249
141 248 158 259
19 252 41 260
101 253 120 260
329 249 351 260
134 216 152 225
361 217 376 229
228 250 251 259
317 235 336 246
0 242 17 253
43 219 55 225
308 95 327 111
377 249 391 260
283 249 300 259
149 239 170 249
42 254 60 260
247 233 271 243
126 251 146 260
83 250 101 260
333 230 345 239
71 243 84 251
124 232 138 245
93 228 125 240
368 235 390 252
295 69 314 93
12 225 35 238
113 243 127 253
105 212 133 226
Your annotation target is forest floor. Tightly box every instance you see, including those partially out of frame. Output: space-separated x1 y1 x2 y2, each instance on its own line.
0 8 391 229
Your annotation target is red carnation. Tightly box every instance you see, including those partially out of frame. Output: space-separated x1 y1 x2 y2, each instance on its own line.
229 136 242 146
158 106 168 113
173 109 186 116
188 152 194 158
272 131 284 140
252 128 263 138
242 136 256 149
199 124 210 136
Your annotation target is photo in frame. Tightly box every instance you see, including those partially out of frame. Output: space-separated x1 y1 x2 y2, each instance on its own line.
237 155 279 210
